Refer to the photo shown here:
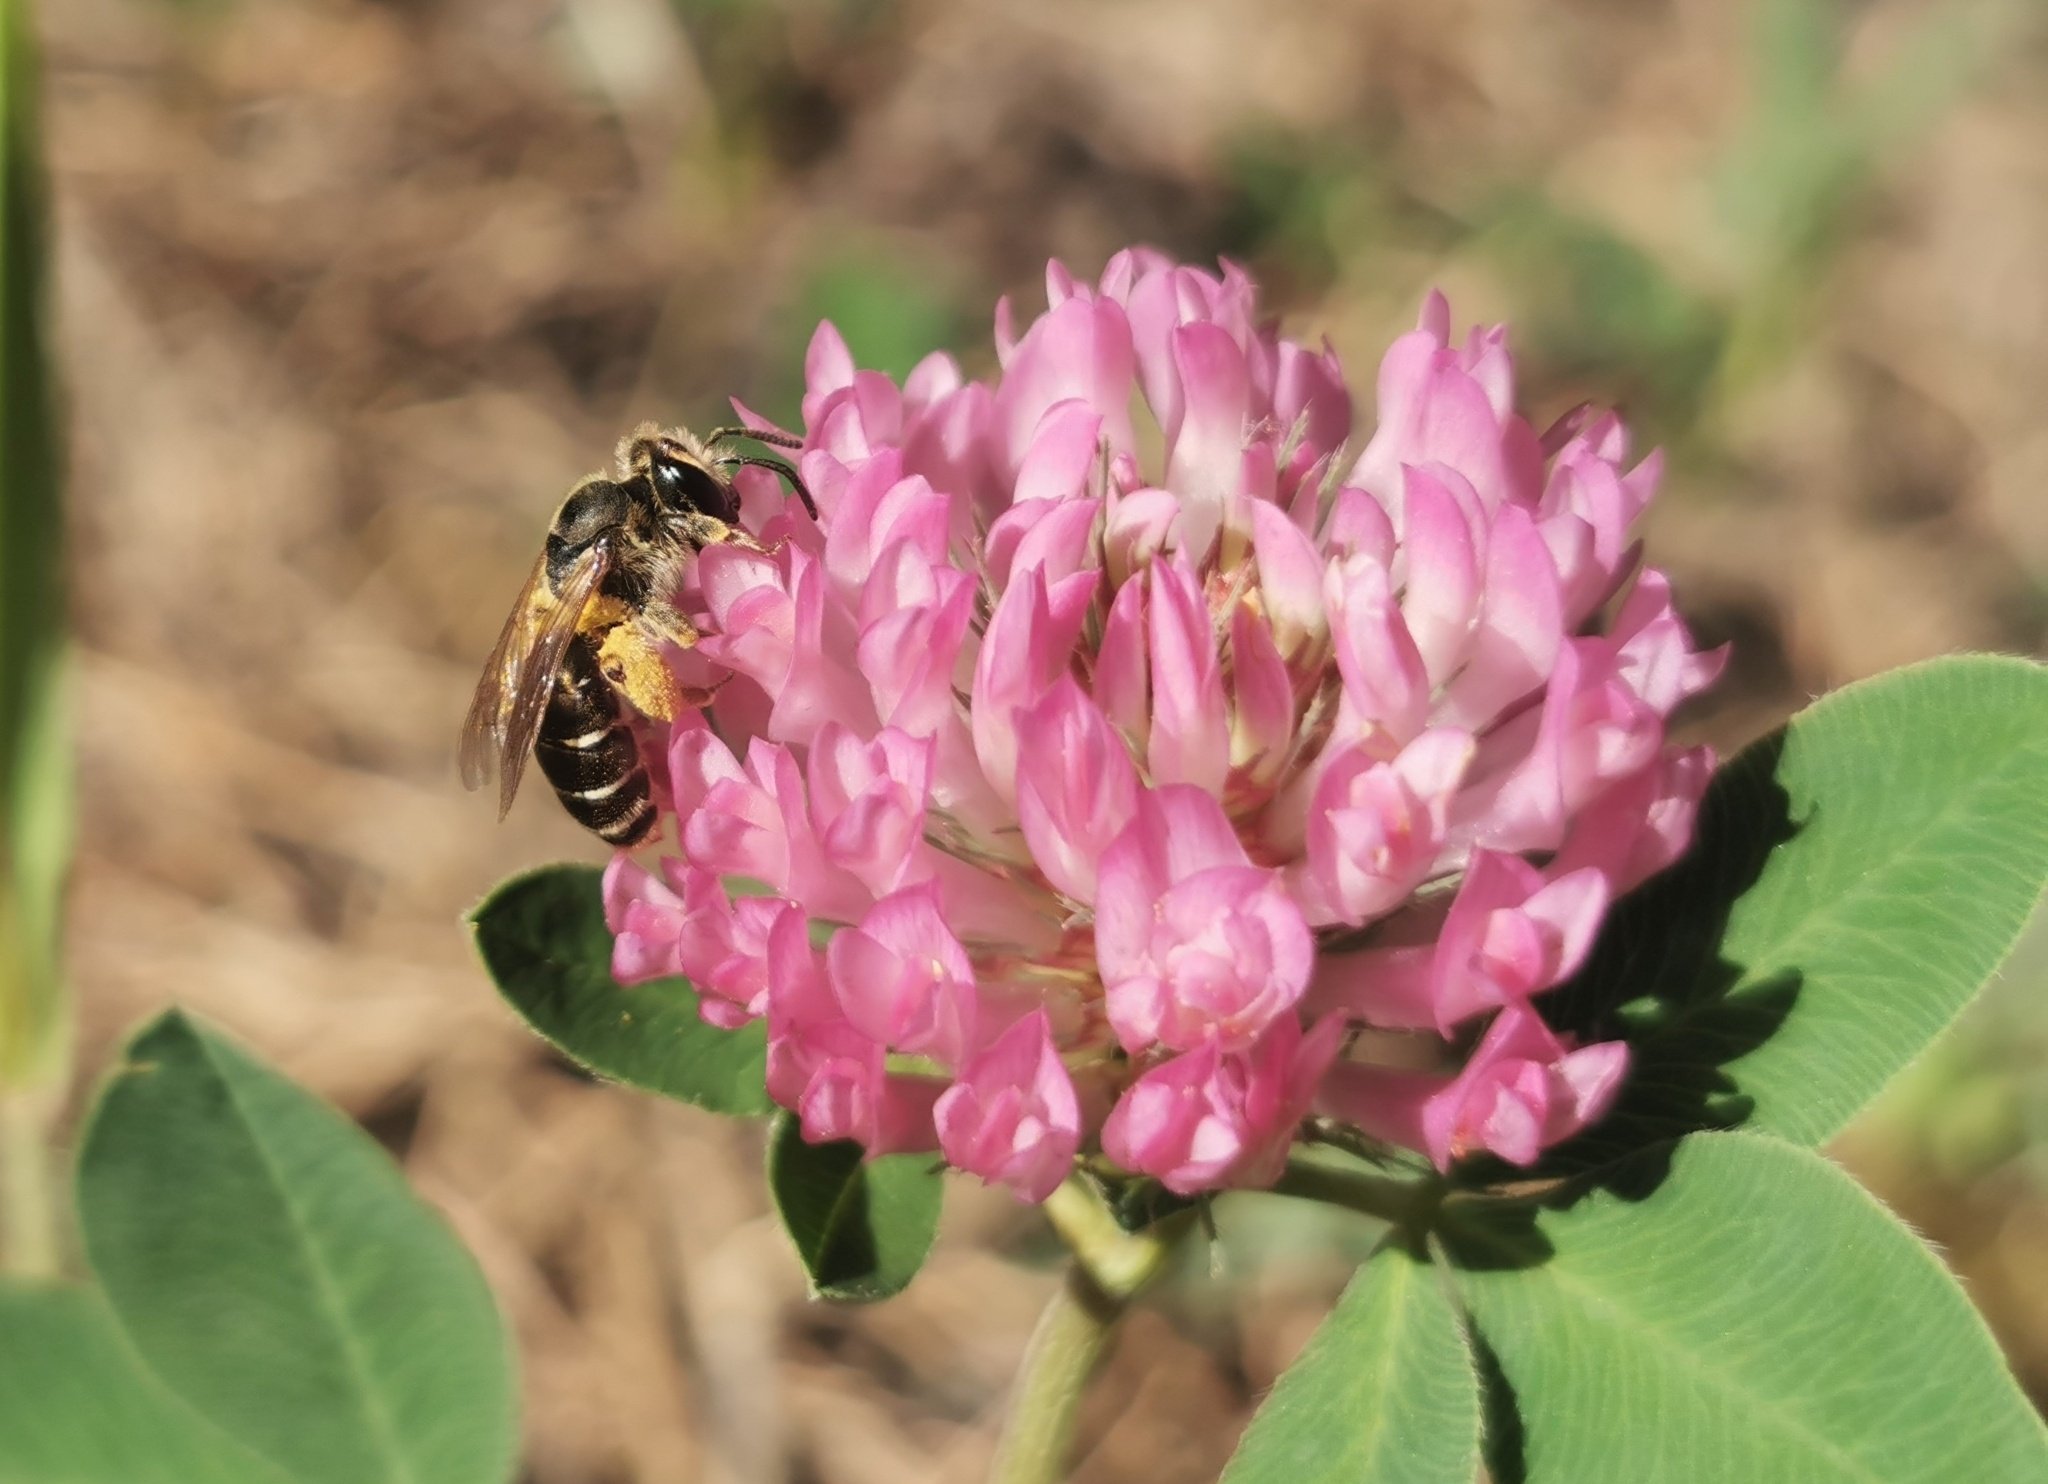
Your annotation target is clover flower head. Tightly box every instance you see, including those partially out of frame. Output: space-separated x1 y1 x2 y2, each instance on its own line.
604 250 1723 1199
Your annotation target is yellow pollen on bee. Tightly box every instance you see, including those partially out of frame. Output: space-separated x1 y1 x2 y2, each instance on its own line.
577 594 636 632
594 623 683 721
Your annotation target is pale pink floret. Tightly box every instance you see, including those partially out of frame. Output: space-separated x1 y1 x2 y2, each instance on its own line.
604 853 685 983
765 911 940 1155
1427 852 1611 1031
827 883 978 1065
1096 787 1314 1053
936 1011 1083 1203
598 255 1722 1198
1292 728 1475 928
1553 746 1716 895
603 855 783 1029
805 724 933 898
1318 1003 1629 1170
1103 1016 1345 1195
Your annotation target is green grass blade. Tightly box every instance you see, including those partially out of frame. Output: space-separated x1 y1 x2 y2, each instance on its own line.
0 0 70 1090
0 0 72 1286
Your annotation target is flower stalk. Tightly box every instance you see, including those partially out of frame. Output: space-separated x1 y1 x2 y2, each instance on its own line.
990 1179 1191 1484
1270 1154 1439 1231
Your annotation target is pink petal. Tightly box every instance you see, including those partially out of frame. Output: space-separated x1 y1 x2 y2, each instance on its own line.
1325 486 1396 567
1327 557 1429 744
902 350 963 408
1006 497 1104 590
969 567 1098 804
1413 1004 1631 1170
1438 503 1562 730
808 724 934 898
1010 400 1105 508
1164 322 1251 557
1095 786 1309 1053
936 1010 1082 1203
1399 463 1483 686
995 296 1136 477
1249 498 1327 660
825 882 978 1065
1102 1015 1338 1193
1296 728 1473 928
859 564 976 737
801 321 856 431
1015 678 1141 903
1228 604 1295 782
1431 853 1611 1029
1272 337 1353 465
1145 559 1231 794
1103 487 1184 585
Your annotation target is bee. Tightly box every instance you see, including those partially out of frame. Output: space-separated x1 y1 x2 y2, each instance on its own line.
460 421 814 846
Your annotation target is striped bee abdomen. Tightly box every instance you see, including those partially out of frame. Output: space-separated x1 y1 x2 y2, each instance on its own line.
535 634 657 846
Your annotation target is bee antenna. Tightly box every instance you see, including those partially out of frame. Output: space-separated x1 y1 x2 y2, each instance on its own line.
722 455 818 521
705 424 804 451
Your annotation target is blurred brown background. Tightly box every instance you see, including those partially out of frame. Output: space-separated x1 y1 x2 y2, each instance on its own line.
34 0 2048 1478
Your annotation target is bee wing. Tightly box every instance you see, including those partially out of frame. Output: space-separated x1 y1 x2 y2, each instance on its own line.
459 540 612 818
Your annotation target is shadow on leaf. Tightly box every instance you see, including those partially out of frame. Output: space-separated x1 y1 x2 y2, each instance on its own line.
1479 732 1805 1191
786 1137 881 1288
1471 1325 1528 1484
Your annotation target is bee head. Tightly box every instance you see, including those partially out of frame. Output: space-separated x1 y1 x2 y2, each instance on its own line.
618 424 741 526
647 446 739 525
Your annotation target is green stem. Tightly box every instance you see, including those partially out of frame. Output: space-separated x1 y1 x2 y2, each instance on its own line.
987 1264 1122 1484
989 1180 1188 1484
1269 1155 1438 1228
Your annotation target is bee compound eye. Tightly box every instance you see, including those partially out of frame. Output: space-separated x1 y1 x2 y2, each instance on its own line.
651 451 739 523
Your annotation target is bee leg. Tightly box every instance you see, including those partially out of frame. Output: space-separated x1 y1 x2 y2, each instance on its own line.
676 511 744 550
634 601 737 711
637 597 701 650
